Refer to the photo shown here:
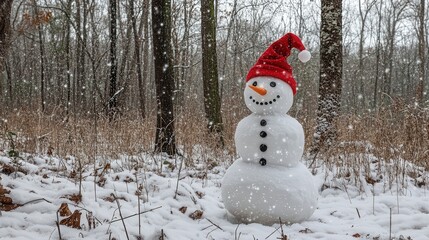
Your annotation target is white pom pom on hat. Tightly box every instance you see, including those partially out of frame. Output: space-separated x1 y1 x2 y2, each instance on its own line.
298 50 311 63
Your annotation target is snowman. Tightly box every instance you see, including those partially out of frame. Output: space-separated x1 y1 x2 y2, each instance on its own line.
221 33 317 225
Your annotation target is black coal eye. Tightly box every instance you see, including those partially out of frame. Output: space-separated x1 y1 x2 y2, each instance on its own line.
270 82 276 87
252 81 258 86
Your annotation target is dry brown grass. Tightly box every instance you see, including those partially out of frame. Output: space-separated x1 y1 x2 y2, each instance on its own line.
309 101 429 192
0 103 243 164
1 100 427 175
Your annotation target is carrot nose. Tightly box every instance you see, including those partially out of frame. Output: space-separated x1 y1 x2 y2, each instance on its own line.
249 85 267 96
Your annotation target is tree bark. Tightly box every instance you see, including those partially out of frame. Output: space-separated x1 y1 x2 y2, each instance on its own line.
130 0 145 119
108 0 118 121
201 0 224 145
312 0 343 155
0 0 13 73
0 0 13 107
357 0 375 110
65 0 72 116
416 0 425 104
152 0 176 155
142 0 150 113
373 0 383 110
32 0 47 112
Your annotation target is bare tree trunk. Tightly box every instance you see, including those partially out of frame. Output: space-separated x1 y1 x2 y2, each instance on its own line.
118 1 132 108
312 0 343 156
373 0 383 110
220 0 237 98
81 0 88 111
89 0 101 115
0 0 13 108
357 0 375 110
130 0 145 119
32 0 46 112
65 0 72 116
201 0 224 145
382 0 408 106
0 0 13 73
108 0 118 121
152 0 176 155
75 0 82 114
142 0 150 113
416 0 425 104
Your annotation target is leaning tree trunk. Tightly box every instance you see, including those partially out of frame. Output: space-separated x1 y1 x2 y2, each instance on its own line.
312 0 343 157
201 0 224 145
152 0 177 155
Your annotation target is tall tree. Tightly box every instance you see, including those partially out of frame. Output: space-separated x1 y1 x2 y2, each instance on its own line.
0 0 13 191
65 0 72 116
373 0 383 109
152 0 177 155
357 0 376 109
0 0 13 73
381 0 408 105
108 0 118 121
312 0 343 156
416 0 425 104
31 0 47 112
130 0 145 119
201 0 224 144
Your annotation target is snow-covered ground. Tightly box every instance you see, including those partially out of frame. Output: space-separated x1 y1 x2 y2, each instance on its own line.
0 151 428 240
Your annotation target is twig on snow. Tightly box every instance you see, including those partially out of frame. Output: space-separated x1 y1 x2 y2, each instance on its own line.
112 193 130 240
110 206 162 223
206 218 224 231
55 209 63 240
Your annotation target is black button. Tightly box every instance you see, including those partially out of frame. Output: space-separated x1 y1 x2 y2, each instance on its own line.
259 158 267 166
260 144 267 152
260 119 267 126
260 131 267 138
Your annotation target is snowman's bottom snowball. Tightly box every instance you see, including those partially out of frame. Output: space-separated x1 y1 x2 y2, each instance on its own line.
221 159 317 225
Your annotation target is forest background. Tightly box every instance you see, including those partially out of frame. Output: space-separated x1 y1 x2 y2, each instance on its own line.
0 0 428 170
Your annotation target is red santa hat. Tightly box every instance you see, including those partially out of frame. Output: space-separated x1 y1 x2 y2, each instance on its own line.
246 33 311 95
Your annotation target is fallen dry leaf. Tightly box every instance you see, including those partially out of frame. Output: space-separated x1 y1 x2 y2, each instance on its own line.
0 195 13 204
0 185 20 211
352 233 361 238
195 191 205 199
0 203 20 211
0 185 11 195
60 210 82 229
179 206 187 214
189 210 203 220
58 203 72 217
102 195 126 202
63 194 82 203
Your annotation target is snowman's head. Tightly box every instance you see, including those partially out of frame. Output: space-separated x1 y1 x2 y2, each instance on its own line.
244 76 294 114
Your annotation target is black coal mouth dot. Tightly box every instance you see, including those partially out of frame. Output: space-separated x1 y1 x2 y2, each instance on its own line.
249 95 280 105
